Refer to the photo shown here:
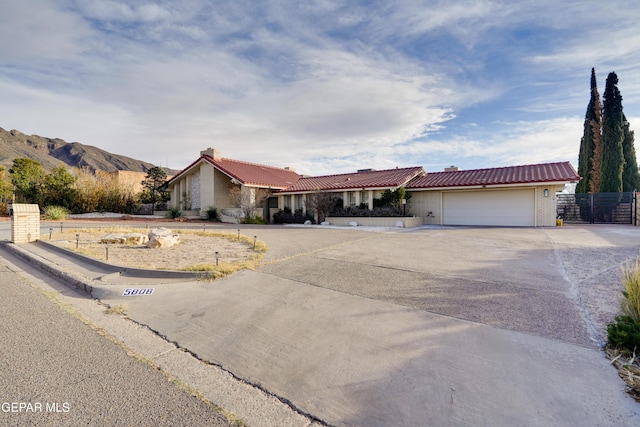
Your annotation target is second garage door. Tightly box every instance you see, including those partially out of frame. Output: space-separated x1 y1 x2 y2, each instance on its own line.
443 189 535 226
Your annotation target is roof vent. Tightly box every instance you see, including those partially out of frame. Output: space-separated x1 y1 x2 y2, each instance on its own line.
357 168 375 173
284 166 296 172
444 166 459 172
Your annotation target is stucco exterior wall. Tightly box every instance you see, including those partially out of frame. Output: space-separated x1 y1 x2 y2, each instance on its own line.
198 163 215 209
535 185 565 226
409 185 564 227
408 191 441 225
213 169 233 208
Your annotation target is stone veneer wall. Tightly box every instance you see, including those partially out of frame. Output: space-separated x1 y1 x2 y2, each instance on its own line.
191 171 201 210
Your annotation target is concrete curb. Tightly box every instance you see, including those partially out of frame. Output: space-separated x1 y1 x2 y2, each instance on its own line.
35 240 216 280
2 242 95 294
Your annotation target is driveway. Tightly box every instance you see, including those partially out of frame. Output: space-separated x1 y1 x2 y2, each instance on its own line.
84 224 640 426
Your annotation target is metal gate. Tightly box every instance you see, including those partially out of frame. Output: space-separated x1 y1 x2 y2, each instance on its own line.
557 192 635 224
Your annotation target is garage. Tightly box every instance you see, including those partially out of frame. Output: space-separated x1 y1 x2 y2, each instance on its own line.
443 189 535 226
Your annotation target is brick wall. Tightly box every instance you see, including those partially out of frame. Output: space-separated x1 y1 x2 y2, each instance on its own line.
11 204 40 243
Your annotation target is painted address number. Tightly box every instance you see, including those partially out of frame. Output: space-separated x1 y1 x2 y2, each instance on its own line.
123 288 154 296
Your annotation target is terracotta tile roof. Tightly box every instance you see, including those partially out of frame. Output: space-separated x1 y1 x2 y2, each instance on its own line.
279 166 425 193
406 162 580 189
168 155 301 189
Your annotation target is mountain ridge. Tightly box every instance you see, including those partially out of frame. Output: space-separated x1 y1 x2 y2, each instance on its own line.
0 127 178 175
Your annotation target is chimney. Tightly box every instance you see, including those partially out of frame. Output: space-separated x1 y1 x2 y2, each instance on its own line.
201 148 222 160
444 166 459 172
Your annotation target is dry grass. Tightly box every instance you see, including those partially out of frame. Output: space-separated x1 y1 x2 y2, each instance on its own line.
104 304 127 316
607 348 640 402
622 261 640 321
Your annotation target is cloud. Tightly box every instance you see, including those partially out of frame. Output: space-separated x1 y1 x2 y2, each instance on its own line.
0 0 92 63
0 0 638 178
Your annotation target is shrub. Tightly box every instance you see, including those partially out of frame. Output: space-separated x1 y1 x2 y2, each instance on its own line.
165 207 182 219
242 215 268 224
205 206 220 222
621 262 640 320
273 208 315 224
331 206 403 217
607 315 640 351
43 205 70 220
607 262 640 353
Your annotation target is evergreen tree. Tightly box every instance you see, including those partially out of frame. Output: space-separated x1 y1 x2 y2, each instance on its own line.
576 68 602 193
600 72 625 193
621 113 640 192
140 166 169 212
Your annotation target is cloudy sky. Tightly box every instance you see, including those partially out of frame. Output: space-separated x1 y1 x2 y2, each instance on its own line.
1 0 639 176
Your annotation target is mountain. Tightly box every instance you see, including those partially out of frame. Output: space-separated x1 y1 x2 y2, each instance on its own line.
0 127 178 174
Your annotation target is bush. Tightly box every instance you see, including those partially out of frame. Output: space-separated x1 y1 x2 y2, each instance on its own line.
205 206 220 222
165 207 182 219
331 206 403 217
42 205 70 220
242 215 268 224
273 208 315 224
607 315 640 351
607 262 640 353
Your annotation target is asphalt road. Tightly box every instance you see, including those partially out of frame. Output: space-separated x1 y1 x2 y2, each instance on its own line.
0 247 232 427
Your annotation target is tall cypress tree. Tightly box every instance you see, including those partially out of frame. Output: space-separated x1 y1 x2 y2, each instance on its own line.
576 68 601 193
600 72 625 193
621 113 640 192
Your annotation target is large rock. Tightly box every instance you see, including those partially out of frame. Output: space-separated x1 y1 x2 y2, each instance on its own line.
147 227 180 248
100 232 149 245
100 233 127 244
126 233 149 245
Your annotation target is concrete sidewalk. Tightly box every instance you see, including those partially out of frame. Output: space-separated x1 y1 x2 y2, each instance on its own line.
3 224 640 426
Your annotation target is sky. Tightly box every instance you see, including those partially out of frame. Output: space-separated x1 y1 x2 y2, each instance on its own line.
1 0 639 177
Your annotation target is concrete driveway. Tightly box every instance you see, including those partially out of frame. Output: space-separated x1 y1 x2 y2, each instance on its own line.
79 224 639 426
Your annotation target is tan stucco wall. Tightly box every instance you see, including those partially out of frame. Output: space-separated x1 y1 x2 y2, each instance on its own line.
409 185 564 227
213 168 234 208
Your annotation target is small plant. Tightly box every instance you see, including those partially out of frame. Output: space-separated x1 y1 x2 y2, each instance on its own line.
607 262 640 401
43 205 70 220
241 215 268 224
165 207 182 219
104 304 127 315
205 206 220 222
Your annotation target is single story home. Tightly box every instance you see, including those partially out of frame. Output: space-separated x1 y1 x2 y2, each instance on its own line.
166 148 300 221
166 148 580 227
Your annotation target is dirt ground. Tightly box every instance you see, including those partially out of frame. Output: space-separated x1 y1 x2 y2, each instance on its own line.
49 227 260 270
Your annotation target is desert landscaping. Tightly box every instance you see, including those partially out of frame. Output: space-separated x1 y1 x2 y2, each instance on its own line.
47 227 266 271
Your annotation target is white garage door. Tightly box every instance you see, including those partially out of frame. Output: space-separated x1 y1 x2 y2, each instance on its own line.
443 189 535 226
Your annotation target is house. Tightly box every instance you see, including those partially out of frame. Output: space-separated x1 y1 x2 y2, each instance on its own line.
406 162 579 227
276 166 425 213
167 148 580 227
166 148 300 221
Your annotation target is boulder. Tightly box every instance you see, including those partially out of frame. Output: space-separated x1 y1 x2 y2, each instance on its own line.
304 220 312 225
100 233 127 244
321 221 330 226
349 221 359 227
395 220 404 228
126 233 148 245
147 227 180 248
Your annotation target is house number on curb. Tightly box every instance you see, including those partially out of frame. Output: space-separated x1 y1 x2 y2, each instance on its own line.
122 288 154 296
